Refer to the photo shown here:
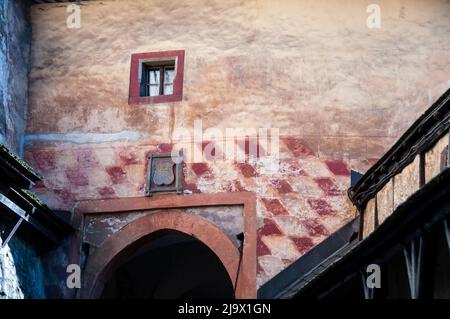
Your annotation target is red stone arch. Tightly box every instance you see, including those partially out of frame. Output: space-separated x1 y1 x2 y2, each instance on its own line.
81 210 245 298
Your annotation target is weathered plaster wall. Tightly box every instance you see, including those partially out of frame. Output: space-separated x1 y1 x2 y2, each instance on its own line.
425 132 449 182
25 0 450 286
361 155 421 239
362 197 376 238
393 154 421 210
24 138 355 287
84 206 243 250
377 179 394 224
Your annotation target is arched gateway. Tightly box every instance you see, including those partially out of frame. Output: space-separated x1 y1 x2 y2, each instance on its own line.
82 210 244 298
77 192 257 299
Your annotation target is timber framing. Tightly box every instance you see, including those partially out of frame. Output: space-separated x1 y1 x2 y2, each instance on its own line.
0 144 72 247
292 167 450 299
349 88 450 209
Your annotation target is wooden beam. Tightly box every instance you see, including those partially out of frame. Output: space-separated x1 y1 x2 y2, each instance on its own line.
76 192 255 214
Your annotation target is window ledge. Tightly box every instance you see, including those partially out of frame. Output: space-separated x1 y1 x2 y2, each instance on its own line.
128 50 185 106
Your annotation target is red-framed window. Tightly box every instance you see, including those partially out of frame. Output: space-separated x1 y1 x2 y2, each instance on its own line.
128 50 185 105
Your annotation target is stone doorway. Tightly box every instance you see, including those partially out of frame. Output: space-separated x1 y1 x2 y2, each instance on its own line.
77 193 257 298
100 229 234 299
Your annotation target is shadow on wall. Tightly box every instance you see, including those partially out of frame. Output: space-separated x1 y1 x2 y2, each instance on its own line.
0 237 24 298
0 233 47 299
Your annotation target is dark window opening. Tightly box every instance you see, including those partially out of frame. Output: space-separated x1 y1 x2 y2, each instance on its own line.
140 61 175 97
100 230 234 299
129 50 184 105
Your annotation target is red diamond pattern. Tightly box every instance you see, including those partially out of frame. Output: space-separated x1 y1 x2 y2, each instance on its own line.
24 137 370 287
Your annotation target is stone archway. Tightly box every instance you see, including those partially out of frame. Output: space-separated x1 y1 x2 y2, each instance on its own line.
81 210 244 298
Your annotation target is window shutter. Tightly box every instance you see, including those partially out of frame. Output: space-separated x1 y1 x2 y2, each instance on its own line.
140 65 147 97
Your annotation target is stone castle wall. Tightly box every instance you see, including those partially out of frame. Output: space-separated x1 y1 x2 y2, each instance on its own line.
24 0 450 286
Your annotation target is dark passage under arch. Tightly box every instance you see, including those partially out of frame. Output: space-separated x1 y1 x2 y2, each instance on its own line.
100 230 234 299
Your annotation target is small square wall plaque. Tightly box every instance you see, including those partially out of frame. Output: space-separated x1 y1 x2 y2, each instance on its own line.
146 153 183 196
